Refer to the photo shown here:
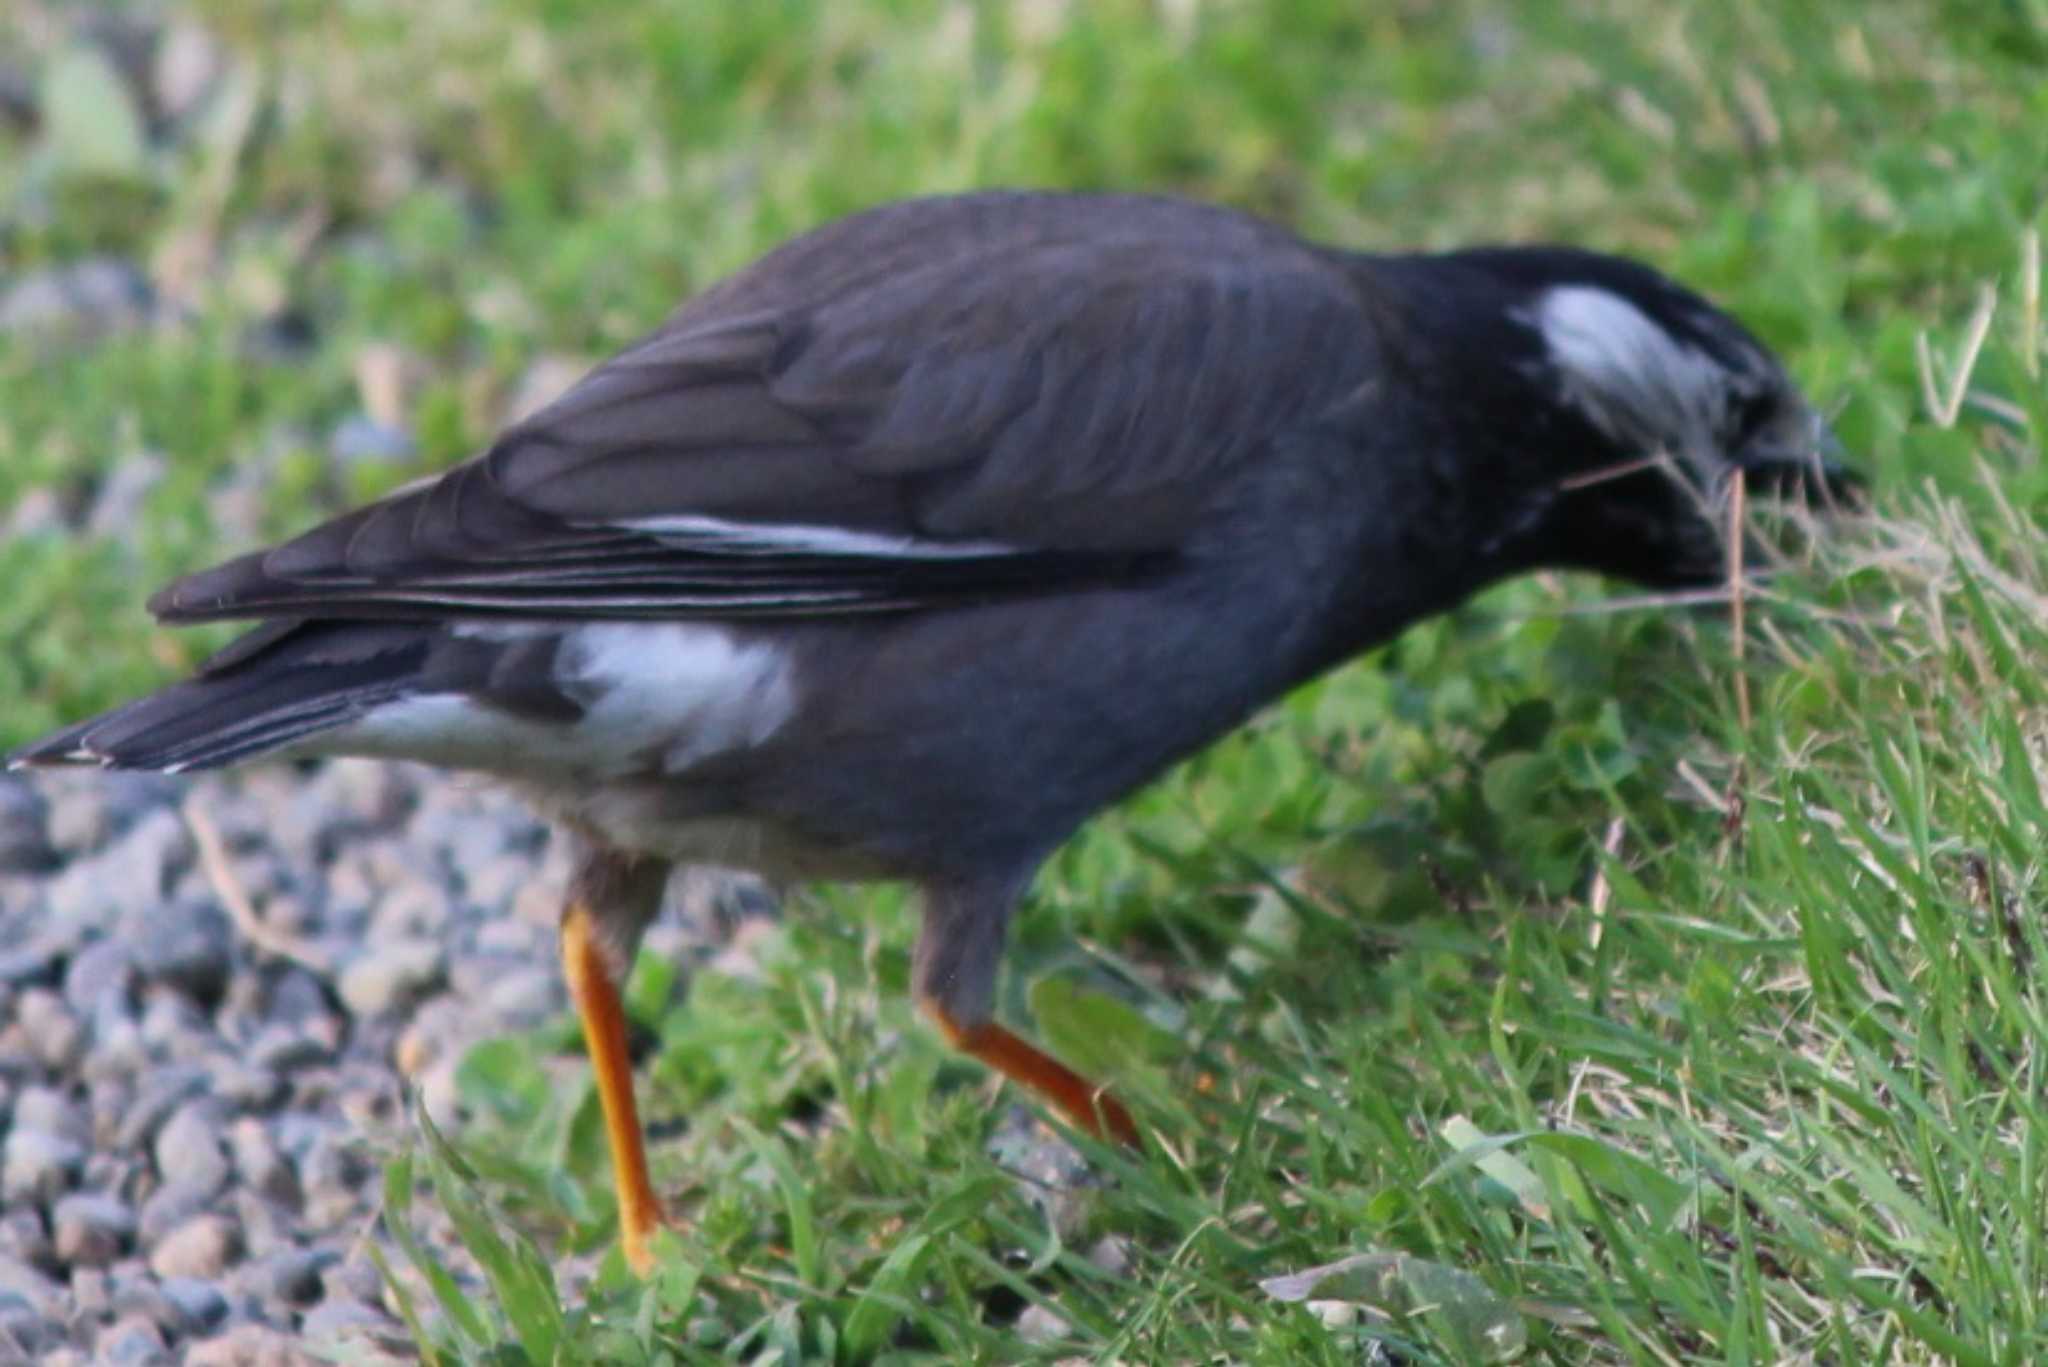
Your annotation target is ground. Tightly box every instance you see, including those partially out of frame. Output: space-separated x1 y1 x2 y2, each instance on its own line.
1 1 2046 1362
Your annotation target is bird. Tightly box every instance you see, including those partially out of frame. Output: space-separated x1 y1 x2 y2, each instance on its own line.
14 190 1851 1275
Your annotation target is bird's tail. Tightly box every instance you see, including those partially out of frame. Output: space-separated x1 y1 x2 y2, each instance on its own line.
11 621 436 774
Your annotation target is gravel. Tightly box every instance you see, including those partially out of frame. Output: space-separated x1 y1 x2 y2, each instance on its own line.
0 758 738 1359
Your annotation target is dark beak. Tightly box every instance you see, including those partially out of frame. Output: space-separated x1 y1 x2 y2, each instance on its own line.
1739 425 1863 510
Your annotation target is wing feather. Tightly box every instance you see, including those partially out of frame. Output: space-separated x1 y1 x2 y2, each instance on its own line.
150 192 1376 626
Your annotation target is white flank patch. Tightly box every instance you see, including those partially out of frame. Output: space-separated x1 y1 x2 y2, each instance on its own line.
335 623 795 780
1529 286 1739 465
625 513 1017 560
566 622 795 773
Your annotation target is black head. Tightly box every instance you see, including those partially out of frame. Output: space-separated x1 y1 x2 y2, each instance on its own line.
1425 247 1854 588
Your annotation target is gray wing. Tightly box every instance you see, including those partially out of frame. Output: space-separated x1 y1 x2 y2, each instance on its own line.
151 193 1375 625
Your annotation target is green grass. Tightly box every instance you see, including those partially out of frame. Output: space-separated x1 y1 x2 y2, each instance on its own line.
7 0 2048 1361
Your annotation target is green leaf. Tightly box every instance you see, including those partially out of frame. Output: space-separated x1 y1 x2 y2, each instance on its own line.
456 1036 551 1127
1260 1251 1527 1360
419 1107 564 1360
41 45 149 182
1439 1115 1550 1220
842 1232 931 1357
1027 976 1180 1087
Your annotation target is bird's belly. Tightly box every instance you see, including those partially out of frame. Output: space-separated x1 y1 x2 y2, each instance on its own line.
521 780 895 884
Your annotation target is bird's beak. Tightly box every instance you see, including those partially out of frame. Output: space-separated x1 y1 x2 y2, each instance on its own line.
1738 422 1864 510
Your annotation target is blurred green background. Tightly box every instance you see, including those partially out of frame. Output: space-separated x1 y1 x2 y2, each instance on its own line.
5 1 2047 1362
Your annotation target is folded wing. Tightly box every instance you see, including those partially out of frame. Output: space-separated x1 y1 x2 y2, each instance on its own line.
151 193 1374 626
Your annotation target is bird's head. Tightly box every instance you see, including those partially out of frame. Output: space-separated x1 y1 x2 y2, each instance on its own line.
1428 247 1857 588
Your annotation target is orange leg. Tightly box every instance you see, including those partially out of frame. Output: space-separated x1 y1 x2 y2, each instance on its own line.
561 905 665 1275
923 1001 1141 1147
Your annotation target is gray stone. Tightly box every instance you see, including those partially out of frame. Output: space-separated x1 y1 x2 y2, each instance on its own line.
138 988 211 1058
265 968 337 1030
1016 1303 1072 1346
0 779 54 872
80 1003 147 1084
70 1263 112 1317
329 414 415 467
0 258 155 340
0 940 59 988
2 484 66 538
137 1181 216 1247
45 785 114 857
126 895 232 1002
207 1057 282 1110
95 1312 171 1366
147 1213 241 1279
246 1024 331 1073
369 876 446 938
319 1253 383 1306
3 1128 85 1204
154 20 225 121
62 937 136 1014
159 1275 230 1334
117 1064 209 1150
0 1209 51 1270
154 1100 231 1195
0 1252 63 1317
12 1084 88 1144
51 1192 135 1267
232 1248 330 1306
301 1297 398 1343
16 988 86 1070
86 1077 133 1146
107 1272 174 1328
183 1322 309 1366
80 1150 140 1195
0 1297 54 1360
228 1188 293 1259
336 938 444 1016
482 964 558 1025
85 454 167 544
228 1120 297 1206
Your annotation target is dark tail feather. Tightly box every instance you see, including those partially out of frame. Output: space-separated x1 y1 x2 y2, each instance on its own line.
11 623 434 774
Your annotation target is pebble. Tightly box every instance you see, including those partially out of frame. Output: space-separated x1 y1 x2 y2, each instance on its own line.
85 454 167 545
0 1210 53 1269
148 1214 242 1281
0 258 155 339
13 1084 89 1144
336 938 445 1016
0 779 55 872
301 1297 398 1342
62 937 136 1015
137 1182 217 1249
329 414 415 467
0 1253 65 1317
228 1120 298 1206
3 1127 86 1204
154 1100 231 1195
52 1192 136 1268
17 989 86 1071
116 1064 209 1150
183 1322 310 1366
126 896 233 1003
158 1276 231 1335
5 716 758 1356
95 1312 172 1365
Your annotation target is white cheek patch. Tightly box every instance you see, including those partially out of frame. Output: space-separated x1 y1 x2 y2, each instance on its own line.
1530 285 1735 465
334 623 796 780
